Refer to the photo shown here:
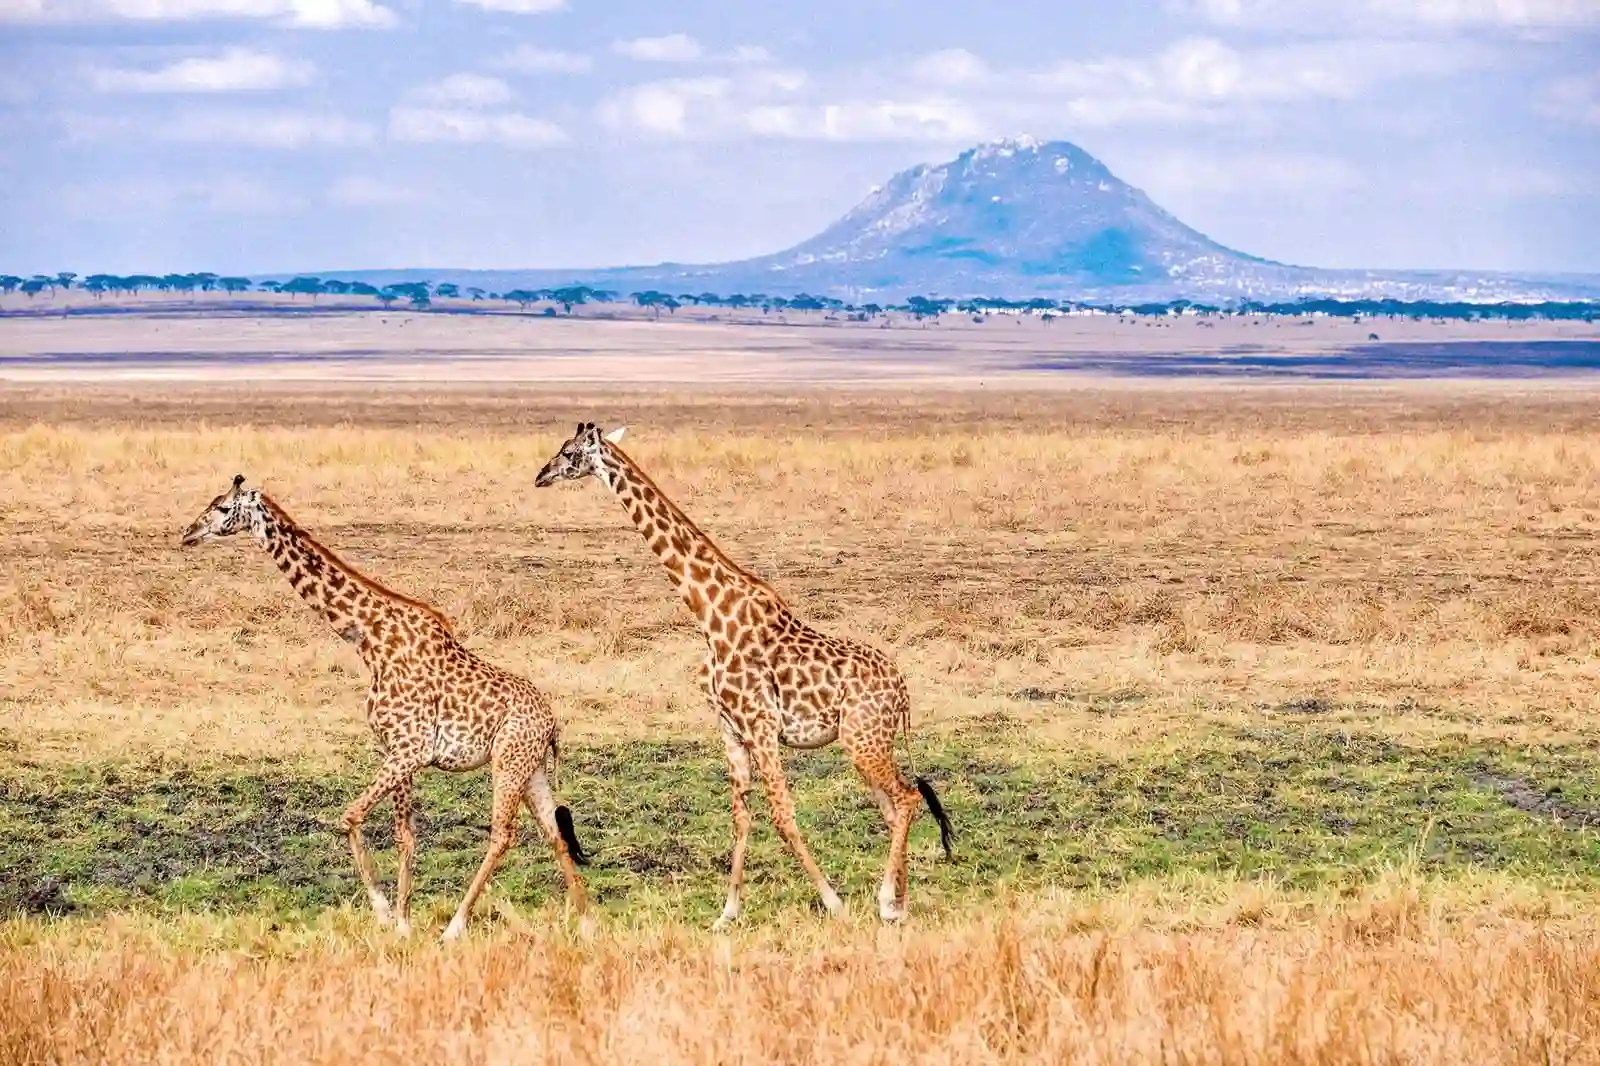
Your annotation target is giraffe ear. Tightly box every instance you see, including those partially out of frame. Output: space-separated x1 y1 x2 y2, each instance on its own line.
603 426 627 444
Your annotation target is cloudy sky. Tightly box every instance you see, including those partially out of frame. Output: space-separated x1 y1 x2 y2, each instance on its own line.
2 0 1597 276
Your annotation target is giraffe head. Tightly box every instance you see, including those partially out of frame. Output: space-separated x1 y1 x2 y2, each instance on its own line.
180 474 261 546
534 422 627 488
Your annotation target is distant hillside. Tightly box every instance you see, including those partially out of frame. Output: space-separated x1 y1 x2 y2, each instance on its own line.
289 137 1600 304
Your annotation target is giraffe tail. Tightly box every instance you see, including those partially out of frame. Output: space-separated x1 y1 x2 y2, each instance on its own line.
548 735 591 866
555 805 591 867
914 777 955 860
897 693 954 859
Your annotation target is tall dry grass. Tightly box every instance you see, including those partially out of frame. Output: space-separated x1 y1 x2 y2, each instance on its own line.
4 893 1597 1066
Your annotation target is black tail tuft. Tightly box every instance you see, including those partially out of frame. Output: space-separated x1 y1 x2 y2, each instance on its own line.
555 805 591 867
914 776 955 860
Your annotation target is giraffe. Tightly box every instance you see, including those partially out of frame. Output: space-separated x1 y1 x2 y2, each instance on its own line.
180 474 590 941
534 423 953 927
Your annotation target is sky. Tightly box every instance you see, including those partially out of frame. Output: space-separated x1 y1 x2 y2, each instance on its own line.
1 0 1597 277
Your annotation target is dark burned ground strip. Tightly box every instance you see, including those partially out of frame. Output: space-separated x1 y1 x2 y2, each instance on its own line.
1027 340 1600 379
2 729 1597 922
1474 775 1600 831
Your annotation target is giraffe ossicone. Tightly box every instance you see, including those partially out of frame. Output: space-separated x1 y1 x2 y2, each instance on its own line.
535 423 954 927
180 475 591 941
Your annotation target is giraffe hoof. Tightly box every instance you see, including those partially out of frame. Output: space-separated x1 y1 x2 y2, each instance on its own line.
879 904 907 924
439 919 467 943
395 918 412 937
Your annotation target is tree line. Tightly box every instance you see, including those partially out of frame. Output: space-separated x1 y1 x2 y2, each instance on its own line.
2 273 1594 321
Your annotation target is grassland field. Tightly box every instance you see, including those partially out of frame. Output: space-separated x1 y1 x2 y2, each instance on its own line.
3 312 1600 1063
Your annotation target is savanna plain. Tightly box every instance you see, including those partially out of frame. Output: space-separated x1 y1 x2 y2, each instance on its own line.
3 364 1600 1063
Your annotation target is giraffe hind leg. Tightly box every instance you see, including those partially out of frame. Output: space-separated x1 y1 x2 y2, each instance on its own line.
842 709 928 923
524 762 590 917
440 722 543 943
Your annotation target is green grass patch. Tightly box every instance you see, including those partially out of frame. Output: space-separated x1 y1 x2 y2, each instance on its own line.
2 724 1597 927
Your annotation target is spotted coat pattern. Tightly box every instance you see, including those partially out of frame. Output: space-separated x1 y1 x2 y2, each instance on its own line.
535 424 952 926
180 475 588 941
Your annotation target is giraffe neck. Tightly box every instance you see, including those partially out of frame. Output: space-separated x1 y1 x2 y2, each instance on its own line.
249 494 441 658
598 443 783 631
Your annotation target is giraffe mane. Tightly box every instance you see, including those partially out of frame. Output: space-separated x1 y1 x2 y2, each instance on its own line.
258 493 457 638
604 439 791 611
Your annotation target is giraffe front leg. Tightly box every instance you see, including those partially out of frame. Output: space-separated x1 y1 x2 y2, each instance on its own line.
392 780 418 937
339 756 418 927
747 721 845 921
712 716 753 932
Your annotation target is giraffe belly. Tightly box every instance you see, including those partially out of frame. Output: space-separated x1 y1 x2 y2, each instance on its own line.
779 714 838 749
431 725 492 771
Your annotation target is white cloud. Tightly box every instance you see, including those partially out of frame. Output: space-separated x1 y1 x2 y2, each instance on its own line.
388 107 565 146
492 44 591 74
89 49 314 93
409 73 514 107
1538 72 1600 125
1028 36 1491 125
1167 0 1600 31
389 71 562 145
161 110 377 147
452 0 563 11
910 49 988 86
599 77 728 135
613 33 704 62
0 0 395 27
598 35 1487 142
599 69 981 142
328 175 420 206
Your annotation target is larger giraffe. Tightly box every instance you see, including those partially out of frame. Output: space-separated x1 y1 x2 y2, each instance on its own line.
535 423 953 927
180 475 589 941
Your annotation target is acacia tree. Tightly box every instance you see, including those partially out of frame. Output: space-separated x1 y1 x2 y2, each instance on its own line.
281 277 326 300
550 285 593 312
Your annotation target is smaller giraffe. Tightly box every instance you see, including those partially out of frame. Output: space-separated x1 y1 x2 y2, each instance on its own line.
181 475 589 941
535 423 953 927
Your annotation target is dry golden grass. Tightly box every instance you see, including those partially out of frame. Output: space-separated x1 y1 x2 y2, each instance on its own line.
5 878 1599 1066
3 384 1600 764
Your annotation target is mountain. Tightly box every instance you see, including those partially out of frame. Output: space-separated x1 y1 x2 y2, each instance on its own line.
305 137 1600 304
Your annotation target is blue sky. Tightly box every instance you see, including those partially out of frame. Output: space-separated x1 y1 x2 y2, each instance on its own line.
2 0 1597 276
